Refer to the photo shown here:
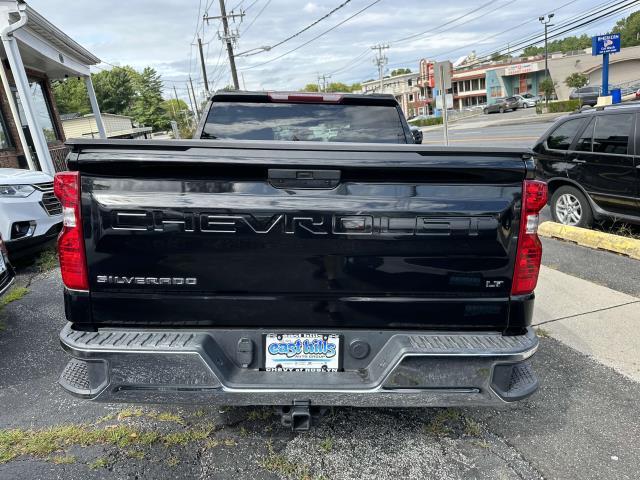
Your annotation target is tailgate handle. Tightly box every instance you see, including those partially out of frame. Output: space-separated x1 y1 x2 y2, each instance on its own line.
268 169 341 189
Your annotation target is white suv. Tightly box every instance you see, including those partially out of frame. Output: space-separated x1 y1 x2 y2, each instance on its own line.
0 168 62 258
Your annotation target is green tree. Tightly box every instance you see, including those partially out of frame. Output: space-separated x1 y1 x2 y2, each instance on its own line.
540 77 557 105
130 67 166 131
162 99 193 138
391 68 411 76
302 83 320 92
92 67 135 114
564 72 589 89
52 78 91 115
523 34 591 56
612 11 640 47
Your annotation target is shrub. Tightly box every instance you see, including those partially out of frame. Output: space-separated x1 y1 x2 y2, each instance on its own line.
536 99 581 114
410 117 443 127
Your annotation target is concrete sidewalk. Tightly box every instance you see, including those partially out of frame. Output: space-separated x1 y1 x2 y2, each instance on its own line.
534 266 640 382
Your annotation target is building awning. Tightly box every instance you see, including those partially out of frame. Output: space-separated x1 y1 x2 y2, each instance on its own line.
2 3 101 78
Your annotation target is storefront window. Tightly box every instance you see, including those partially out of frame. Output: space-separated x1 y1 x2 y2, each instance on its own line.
13 81 59 144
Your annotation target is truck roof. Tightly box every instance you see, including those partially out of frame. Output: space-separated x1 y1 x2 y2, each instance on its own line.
210 90 400 106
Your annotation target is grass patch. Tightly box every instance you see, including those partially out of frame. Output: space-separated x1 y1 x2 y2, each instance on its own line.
126 449 145 460
0 423 212 465
0 287 28 309
51 455 76 464
463 418 482 437
162 425 213 446
206 438 237 449
319 437 333 453
535 327 551 339
116 408 144 421
150 411 185 425
88 457 109 470
246 408 273 422
424 409 461 436
35 247 58 272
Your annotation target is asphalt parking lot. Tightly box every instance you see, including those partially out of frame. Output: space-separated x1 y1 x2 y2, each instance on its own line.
1 247 639 480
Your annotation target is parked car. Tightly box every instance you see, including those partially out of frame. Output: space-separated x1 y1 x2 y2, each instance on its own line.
0 233 15 297
483 96 519 114
636 88 640 100
55 91 543 425
569 86 600 106
534 104 639 228
0 168 62 259
514 93 539 109
409 125 423 143
407 114 430 123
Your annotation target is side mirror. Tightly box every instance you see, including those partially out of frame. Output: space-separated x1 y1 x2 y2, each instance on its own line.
411 128 423 144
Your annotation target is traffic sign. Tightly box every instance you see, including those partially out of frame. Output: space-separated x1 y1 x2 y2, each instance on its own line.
592 33 621 56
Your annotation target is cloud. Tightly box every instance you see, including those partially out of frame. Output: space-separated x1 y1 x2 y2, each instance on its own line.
27 0 626 101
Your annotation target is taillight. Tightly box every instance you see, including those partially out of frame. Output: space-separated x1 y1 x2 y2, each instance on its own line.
54 171 89 291
511 180 548 296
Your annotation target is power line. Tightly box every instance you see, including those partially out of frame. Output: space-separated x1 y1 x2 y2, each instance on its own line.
241 0 271 35
467 0 638 65
240 0 383 71
390 0 496 44
381 0 631 70
263 0 352 52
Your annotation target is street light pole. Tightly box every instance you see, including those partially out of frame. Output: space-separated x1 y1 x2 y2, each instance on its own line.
538 13 554 78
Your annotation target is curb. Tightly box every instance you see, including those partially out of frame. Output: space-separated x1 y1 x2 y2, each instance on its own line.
538 221 640 260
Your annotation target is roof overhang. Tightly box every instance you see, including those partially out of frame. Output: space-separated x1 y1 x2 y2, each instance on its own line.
0 1 100 78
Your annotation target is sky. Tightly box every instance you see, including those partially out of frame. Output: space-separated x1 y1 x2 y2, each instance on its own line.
28 0 634 104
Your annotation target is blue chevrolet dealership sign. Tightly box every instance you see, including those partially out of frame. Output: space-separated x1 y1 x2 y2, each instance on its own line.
592 33 621 55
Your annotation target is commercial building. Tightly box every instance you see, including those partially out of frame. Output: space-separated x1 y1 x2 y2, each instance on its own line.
548 45 640 100
62 113 152 140
451 66 487 109
484 58 546 105
0 0 105 174
360 67 433 118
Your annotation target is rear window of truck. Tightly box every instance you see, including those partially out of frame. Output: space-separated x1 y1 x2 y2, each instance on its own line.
201 102 409 143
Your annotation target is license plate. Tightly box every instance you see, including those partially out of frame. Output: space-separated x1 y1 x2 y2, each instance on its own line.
0 254 6 274
265 334 340 372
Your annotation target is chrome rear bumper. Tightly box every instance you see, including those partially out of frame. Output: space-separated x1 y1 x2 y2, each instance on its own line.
59 323 539 407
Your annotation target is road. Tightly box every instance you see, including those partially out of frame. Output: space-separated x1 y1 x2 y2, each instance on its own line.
421 108 556 147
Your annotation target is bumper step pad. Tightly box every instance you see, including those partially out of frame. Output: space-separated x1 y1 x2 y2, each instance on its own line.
59 323 539 406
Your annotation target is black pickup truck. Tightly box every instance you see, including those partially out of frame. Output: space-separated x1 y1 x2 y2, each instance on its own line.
55 92 545 428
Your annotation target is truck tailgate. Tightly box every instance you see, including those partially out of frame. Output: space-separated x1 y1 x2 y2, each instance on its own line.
70 140 531 330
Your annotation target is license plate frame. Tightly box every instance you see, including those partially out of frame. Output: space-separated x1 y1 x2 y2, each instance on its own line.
264 333 340 372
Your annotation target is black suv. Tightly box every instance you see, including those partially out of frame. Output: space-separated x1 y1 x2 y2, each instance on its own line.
533 104 640 228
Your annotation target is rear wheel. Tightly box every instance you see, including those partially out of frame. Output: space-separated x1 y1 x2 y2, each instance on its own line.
550 186 593 228
483 108 488 114
522 103 528 109
499 107 505 114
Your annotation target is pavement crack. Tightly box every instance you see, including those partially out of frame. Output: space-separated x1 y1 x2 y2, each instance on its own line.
533 300 640 327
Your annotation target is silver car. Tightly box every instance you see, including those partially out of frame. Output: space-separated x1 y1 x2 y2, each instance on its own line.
514 93 539 108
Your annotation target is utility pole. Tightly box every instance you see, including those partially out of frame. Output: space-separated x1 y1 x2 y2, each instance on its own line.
317 73 331 92
371 44 389 93
189 76 200 117
203 1 244 90
197 37 210 93
173 85 182 121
